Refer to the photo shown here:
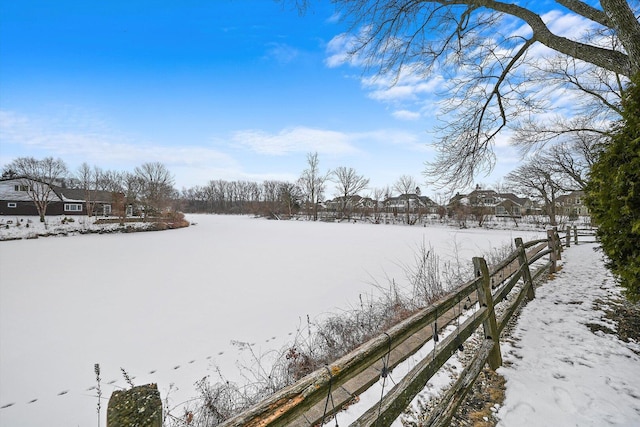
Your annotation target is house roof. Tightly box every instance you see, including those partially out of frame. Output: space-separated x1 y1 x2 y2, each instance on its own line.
384 193 438 207
0 177 61 202
52 186 114 203
0 177 115 204
448 189 531 207
556 190 584 204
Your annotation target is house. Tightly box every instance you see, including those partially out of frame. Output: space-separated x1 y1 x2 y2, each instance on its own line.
556 190 589 217
52 186 116 216
494 192 534 218
325 195 364 212
447 186 535 219
0 177 117 216
384 193 440 214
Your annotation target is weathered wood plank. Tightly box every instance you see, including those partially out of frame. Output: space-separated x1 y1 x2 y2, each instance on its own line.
350 307 490 426
424 339 495 427
497 278 530 335
473 257 502 370
220 278 483 427
515 237 535 300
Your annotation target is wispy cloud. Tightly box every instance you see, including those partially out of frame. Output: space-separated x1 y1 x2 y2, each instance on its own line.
353 128 430 153
325 7 608 132
542 10 597 38
231 126 429 156
232 126 359 155
264 42 299 64
392 110 421 121
326 12 342 24
326 33 445 108
325 30 367 68
0 109 235 170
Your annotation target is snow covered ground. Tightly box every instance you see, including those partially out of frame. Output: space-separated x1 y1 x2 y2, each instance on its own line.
0 214 543 427
0 215 152 240
5 215 634 426
497 243 640 426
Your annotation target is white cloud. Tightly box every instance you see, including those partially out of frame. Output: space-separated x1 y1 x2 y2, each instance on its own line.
356 129 431 153
232 126 359 155
362 67 445 105
326 12 341 24
392 110 421 121
0 109 236 171
264 42 299 64
542 10 596 39
232 126 431 156
325 29 369 68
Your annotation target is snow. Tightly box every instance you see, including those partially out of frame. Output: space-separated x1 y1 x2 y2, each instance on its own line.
0 215 151 240
497 243 640 426
2 213 608 427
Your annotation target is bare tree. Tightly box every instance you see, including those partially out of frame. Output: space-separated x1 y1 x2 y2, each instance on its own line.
2 157 68 223
512 51 625 151
432 192 450 221
76 163 104 217
293 0 639 187
393 175 417 224
262 180 282 215
332 166 370 219
134 162 175 218
505 157 566 225
278 182 303 217
298 152 330 221
370 187 385 223
541 134 601 190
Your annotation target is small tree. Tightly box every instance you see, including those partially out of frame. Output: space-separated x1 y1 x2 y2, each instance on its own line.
332 166 369 219
134 162 175 218
298 152 330 221
393 175 416 224
505 158 565 226
76 163 103 217
2 157 68 223
586 73 640 302
278 182 302 217
371 187 385 223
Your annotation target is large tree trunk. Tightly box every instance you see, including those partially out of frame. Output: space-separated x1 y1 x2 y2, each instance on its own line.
601 0 640 76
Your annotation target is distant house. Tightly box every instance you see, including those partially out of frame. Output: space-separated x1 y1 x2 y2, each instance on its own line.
325 195 363 212
447 187 535 218
556 190 589 217
0 177 117 216
384 193 440 214
324 195 384 219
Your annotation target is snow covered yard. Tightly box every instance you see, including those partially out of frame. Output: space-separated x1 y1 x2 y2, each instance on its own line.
0 215 155 240
497 243 640 426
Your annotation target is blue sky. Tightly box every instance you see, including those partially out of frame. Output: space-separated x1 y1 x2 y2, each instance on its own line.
1 0 555 197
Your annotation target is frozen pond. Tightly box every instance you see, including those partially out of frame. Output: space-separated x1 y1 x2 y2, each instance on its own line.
0 215 543 426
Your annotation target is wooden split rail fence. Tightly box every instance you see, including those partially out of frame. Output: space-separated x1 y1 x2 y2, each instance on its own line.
216 226 598 427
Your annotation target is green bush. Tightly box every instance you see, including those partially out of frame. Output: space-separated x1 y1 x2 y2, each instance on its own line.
586 73 640 302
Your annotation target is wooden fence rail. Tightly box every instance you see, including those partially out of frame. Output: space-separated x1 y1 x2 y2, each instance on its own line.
215 227 593 427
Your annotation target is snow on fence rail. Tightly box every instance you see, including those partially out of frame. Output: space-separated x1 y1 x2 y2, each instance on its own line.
207 228 582 427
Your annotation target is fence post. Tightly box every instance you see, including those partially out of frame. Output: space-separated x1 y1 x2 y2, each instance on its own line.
547 229 557 273
515 237 535 300
472 257 502 370
573 225 579 245
565 226 571 248
107 384 162 427
553 227 562 260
